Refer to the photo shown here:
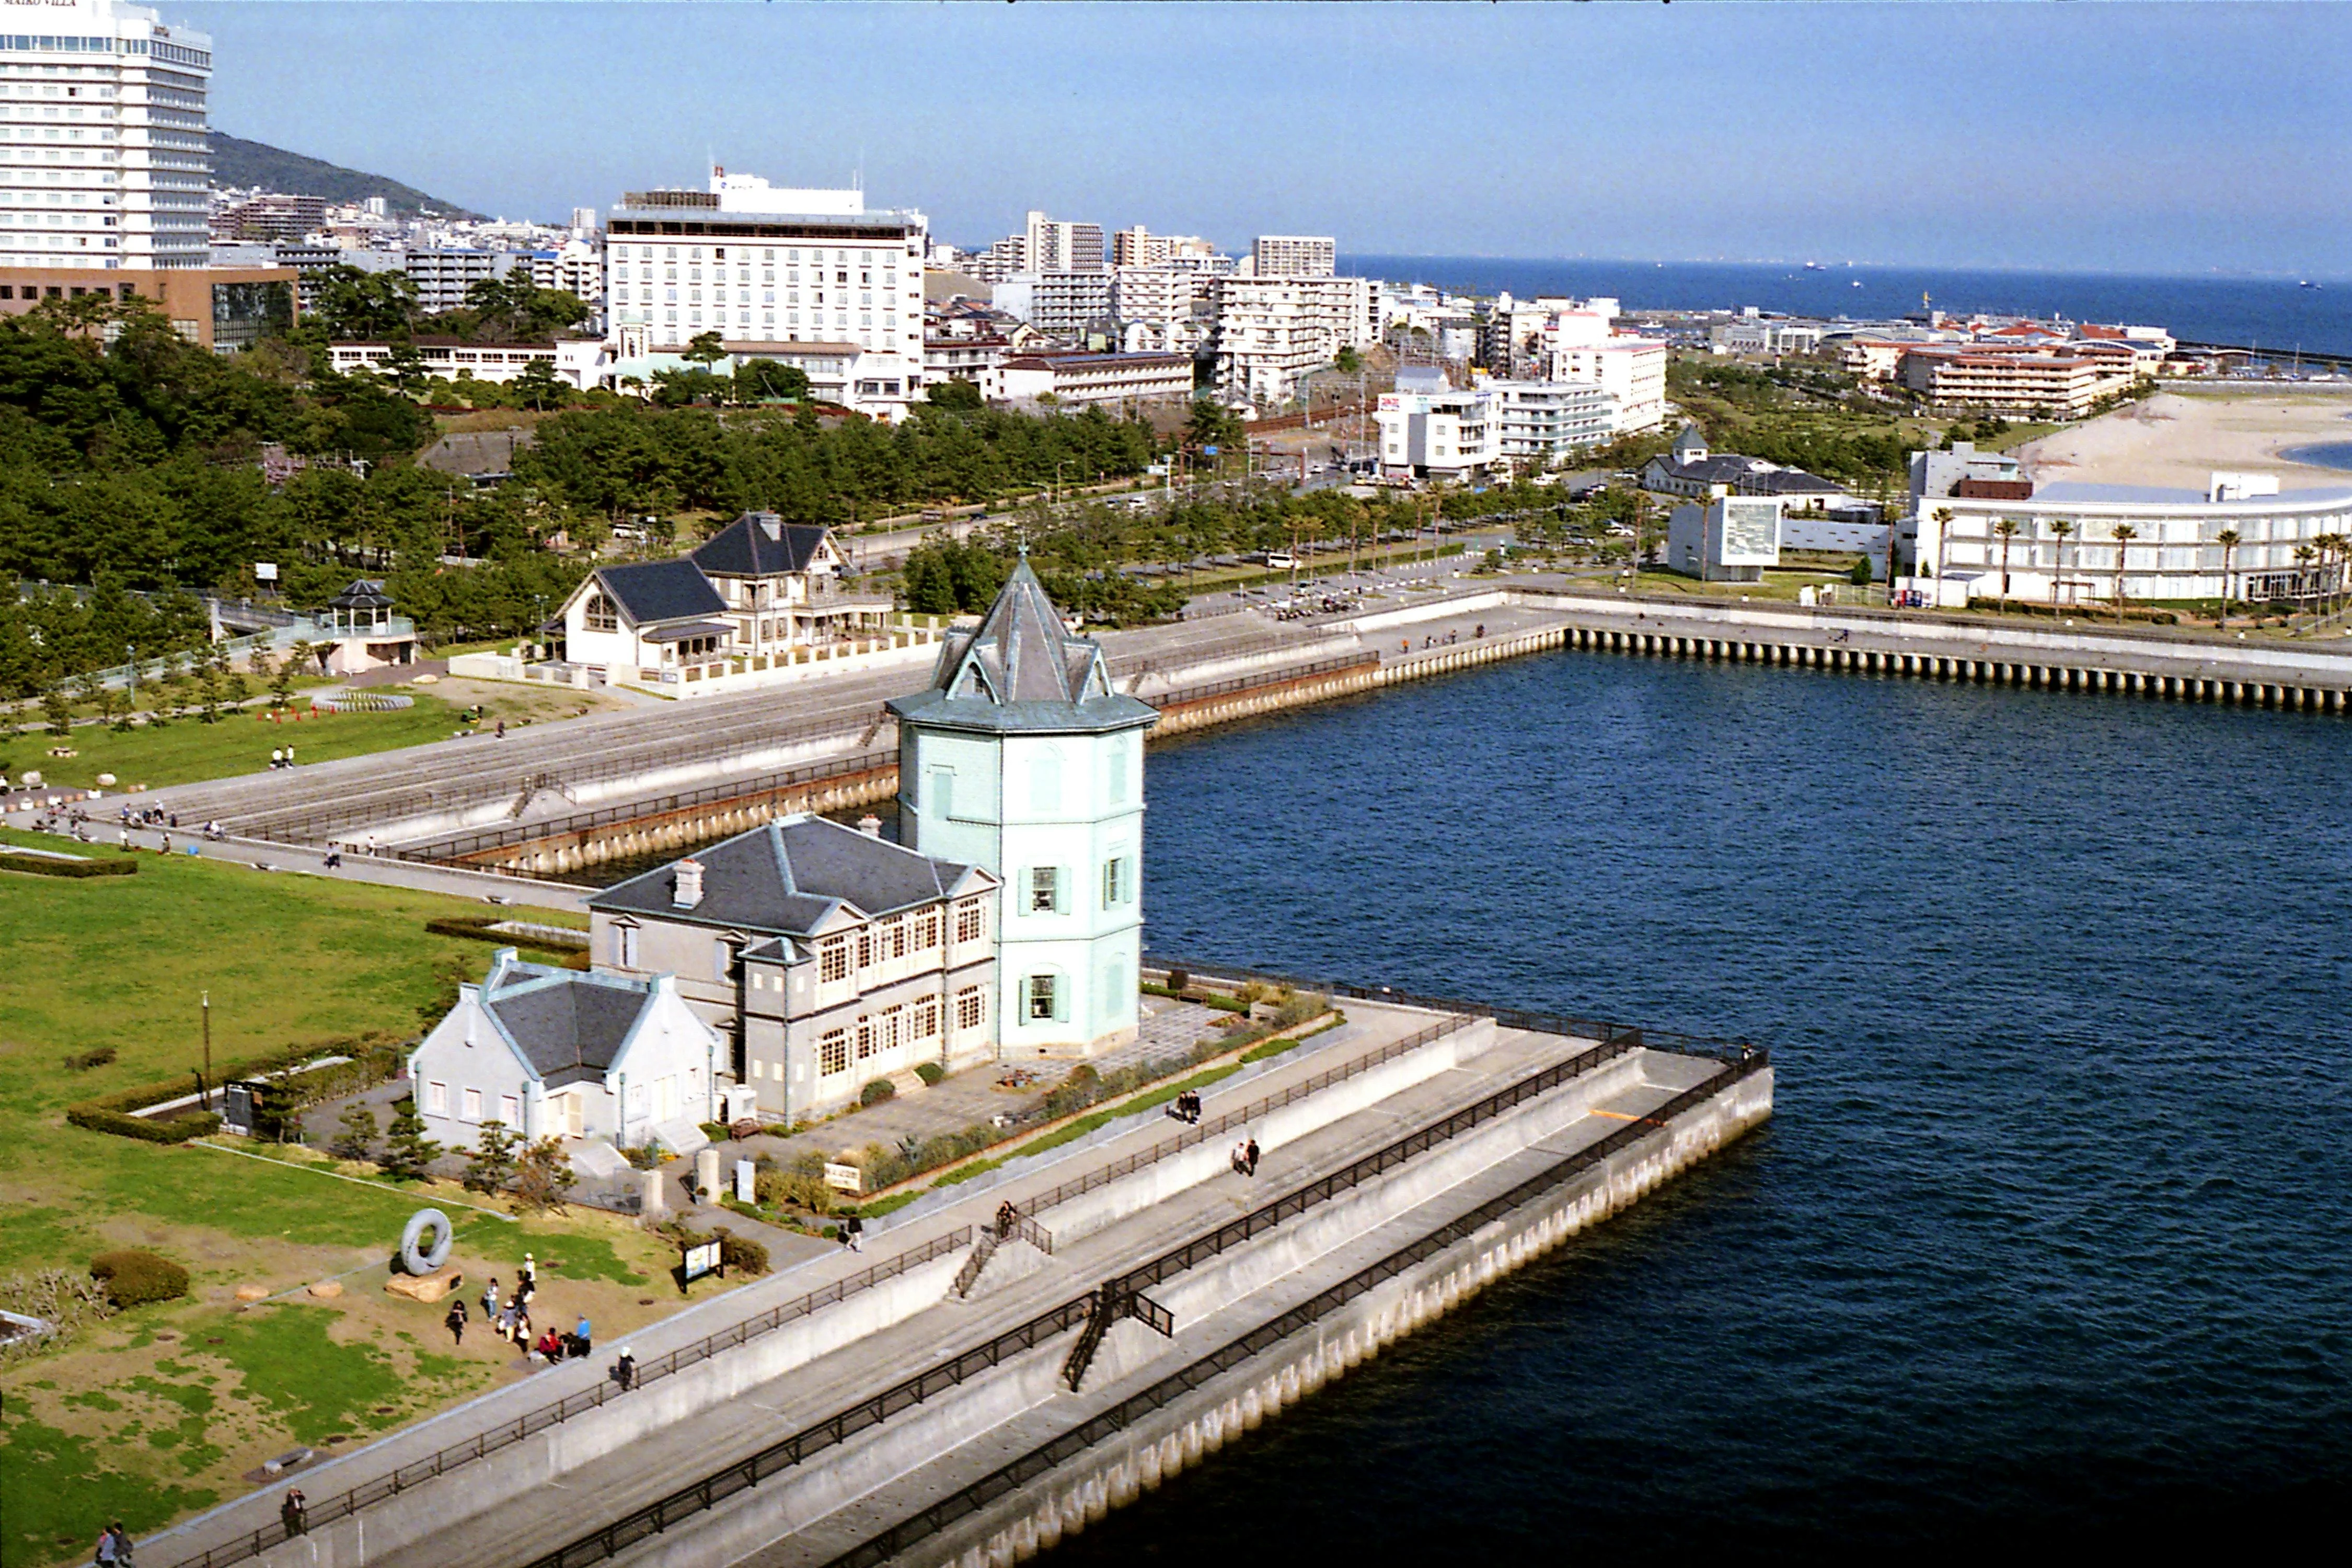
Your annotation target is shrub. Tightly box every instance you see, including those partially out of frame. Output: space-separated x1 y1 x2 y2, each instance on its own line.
859 1077 896 1107
711 1226 769 1276
756 1168 835 1215
698 1120 732 1140
65 1105 220 1144
0 1270 116 1366
513 1137 576 1213
66 1031 407 1147
88 1249 188 1308
330 1102 379 1162
913 1062 944 1087
462 1120 520 1194
62 1047 118 1072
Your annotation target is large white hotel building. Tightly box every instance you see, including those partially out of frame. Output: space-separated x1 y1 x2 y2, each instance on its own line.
0 0 210 270
604 172 923 363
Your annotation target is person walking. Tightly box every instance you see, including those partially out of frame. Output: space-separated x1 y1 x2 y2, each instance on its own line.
445 1298 467 1345
94 1524 121 1565
614 1346 636 1391
518 1253 536 1296
575 1315 592 1356
270 747 283 771
280 1490 306 1538
1231 1139 1249 1175
1244 1138 1261 1177
481 1278 500 1319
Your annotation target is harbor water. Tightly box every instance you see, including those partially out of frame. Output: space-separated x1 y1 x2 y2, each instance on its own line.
1050 648 2352 1559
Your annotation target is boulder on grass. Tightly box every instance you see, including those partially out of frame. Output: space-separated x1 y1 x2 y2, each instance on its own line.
384 1267 463 1304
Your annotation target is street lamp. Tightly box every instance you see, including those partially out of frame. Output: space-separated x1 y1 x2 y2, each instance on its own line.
125 642 135 721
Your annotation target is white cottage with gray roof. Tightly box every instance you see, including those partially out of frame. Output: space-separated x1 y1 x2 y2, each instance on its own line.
587 815 999 1121
406 949 723 1155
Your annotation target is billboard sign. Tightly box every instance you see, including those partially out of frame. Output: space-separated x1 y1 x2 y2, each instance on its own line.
1717 499 1780 566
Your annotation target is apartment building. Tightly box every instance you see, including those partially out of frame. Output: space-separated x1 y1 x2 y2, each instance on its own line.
602 169 926 389
1111 225 1214 268
1486 378 1616 464
328 337 556 384
0 0 211 270
1542 310 1666 434
991 267 1114 343
1897 346 2120 417
211 191 324 243
1024 210 1104 272
925 330 1010 387
1112 262 1213 354
991 349 1193 409
1251 234 1335 278
1210 273 1373 405
1377 366 1498 483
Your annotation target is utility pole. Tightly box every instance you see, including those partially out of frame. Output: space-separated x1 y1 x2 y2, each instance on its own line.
125 642 136 720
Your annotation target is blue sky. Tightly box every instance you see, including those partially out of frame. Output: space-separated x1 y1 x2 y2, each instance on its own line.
180 2 2350 278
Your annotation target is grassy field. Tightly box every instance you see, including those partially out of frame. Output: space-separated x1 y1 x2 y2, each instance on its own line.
0 835 729 1567
5 681 607 793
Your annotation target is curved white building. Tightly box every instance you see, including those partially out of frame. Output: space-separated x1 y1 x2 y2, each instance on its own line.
1915 476 2352 606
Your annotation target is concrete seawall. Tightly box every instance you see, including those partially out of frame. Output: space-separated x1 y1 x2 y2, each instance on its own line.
904 1059 1772 1568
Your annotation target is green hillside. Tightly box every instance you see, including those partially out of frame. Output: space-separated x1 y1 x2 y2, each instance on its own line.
209 132 484 220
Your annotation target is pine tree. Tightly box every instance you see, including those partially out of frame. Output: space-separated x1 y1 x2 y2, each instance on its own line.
42 684 72 738
330 1102 379 1162
379 1098 441 1181
512 1137 576 1213
463 1120 520 1195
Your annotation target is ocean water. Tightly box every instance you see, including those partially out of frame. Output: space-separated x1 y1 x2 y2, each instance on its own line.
1345 256 2352 359
1044 649 2352 1560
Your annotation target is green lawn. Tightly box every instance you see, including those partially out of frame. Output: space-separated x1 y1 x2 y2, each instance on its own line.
4 694 476 792
0 836 707 1567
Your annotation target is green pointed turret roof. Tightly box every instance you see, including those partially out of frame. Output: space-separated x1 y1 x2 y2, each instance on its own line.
886 558 1158 736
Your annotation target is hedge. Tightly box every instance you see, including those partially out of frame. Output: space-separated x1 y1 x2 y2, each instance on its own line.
423 916 589 954
89 1249 189 1307
65 1030 407 1146
0 850 136 879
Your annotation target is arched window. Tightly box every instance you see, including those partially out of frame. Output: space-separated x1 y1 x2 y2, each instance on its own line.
583 593 618 632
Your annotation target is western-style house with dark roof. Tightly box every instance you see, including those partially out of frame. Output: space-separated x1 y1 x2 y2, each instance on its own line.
587 815 1000 1122
555 511 894 686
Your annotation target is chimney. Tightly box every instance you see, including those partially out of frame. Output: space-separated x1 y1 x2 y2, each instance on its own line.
857 815 883 838
672 858 704 909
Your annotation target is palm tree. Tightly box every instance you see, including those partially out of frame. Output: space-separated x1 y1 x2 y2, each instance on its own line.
1928 507 1954 587
2049 519 2074 609
1993 517 2021 607
2109 523 2138 620
2294 544 2317 619
2215 528 2240 624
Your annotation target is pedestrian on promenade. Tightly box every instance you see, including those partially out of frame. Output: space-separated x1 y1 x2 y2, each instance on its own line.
1231 1140 1249 1175
1244 1138 1260 1177
995 1201 1017 1239
481 1277 500 1318
519 1253 536 1295
614 1346 636 1391
280 1490 306 1538
270 748 283 770
495 721 505 739
94 1523 121 1565
284 746 295 767
575 1315 592 1355
445 1298 467 1345
842 1215 864 1253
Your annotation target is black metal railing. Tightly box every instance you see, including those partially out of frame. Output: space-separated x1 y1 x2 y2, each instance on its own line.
162 1227 971 1568
398 749 898 865
515 1031 1724 1568
522 1295 1097 1568
817 1050 1772 1568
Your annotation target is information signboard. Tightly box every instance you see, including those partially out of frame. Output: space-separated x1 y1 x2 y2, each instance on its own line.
682 1240 722 1283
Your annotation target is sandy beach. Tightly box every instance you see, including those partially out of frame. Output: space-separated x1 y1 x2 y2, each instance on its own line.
2012 389 2352 491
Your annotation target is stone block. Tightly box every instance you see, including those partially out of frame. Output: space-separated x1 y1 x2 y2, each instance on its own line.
384 1266 463 1303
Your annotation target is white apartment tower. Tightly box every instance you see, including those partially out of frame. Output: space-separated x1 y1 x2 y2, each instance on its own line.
1023 210 1104 272
0 0 210 270
604 169 926 370
1251 235 1335 279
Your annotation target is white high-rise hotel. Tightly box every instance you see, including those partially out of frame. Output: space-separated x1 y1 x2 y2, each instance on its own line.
604 169 924 376
0 0 210 270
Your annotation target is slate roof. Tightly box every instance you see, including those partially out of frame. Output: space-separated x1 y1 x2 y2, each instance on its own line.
478 959 659 1089
886 559 1158 736
1654 454 1844 495
594 559 727 625
329 579 394 611
589 816 990 940
693 512 832 578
